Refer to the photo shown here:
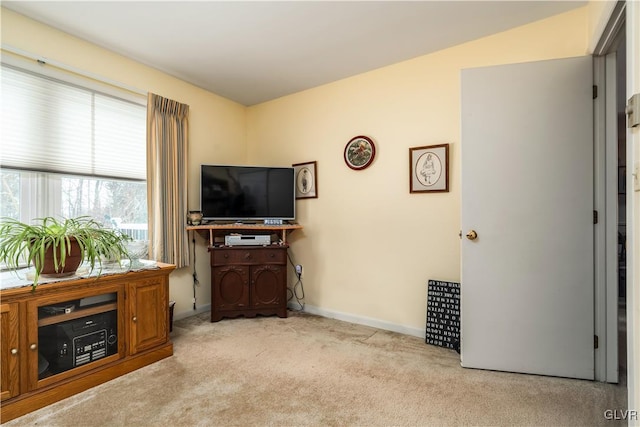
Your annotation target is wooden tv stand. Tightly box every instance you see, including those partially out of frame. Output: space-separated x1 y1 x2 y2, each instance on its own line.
186 222 302 246
0 263 175 423
209 244 288 321
186 223 302 322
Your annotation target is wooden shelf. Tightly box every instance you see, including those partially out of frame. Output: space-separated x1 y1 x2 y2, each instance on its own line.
186 223 302 246
38 303 117 327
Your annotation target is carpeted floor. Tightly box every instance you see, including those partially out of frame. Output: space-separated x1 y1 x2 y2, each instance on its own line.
4 311 628 426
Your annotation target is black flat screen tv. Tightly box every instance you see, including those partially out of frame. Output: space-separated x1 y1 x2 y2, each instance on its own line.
200 165 295 222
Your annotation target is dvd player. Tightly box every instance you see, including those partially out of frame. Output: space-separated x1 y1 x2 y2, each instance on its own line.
225 234 271 246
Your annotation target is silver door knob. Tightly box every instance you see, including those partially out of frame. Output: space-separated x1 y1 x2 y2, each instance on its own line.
466 230 478 240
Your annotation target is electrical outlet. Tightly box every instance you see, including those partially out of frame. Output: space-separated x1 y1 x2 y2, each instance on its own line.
295 264 302 276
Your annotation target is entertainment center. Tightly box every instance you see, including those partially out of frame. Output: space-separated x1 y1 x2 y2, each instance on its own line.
194 163 303 321
0 264 175 423
187 223 302 322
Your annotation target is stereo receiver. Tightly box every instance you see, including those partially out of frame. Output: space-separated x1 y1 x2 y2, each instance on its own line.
38 310 118 375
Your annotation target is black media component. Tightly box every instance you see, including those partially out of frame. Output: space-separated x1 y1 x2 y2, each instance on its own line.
38 310 118 376
200 165 295 222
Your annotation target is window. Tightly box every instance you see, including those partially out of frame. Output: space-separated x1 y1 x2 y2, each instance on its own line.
0 63 148 241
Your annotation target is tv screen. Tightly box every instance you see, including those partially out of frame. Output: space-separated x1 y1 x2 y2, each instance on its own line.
200 165 295 221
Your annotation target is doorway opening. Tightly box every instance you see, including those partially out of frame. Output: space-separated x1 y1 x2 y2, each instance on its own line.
593 0 627 384
615 31 627 382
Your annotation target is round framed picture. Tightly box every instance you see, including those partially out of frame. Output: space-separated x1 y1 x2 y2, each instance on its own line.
344 135 376 170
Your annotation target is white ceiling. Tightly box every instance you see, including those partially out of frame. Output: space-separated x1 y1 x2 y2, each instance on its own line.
3 1 585 106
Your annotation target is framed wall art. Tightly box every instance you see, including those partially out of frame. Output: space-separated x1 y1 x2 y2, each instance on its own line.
293 161 318 199
344 135 376 170
409 144 449 193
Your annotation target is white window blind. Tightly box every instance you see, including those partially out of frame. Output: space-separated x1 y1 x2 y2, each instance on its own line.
1 64 146 181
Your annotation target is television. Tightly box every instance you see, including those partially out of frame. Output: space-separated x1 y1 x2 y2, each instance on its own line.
200 165 295 222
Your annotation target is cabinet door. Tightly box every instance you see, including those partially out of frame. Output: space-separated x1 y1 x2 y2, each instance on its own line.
1 303 20 401
251 265 284 309
214 266 250 310
27 285 123 390
129 278 168 355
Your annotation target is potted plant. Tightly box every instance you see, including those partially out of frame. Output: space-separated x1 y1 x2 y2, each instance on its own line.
0 216 132 290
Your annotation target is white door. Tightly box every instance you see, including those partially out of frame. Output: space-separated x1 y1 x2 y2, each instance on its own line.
460 56 594 379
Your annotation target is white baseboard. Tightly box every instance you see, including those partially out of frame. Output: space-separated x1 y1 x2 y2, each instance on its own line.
174 302 425 339
173 303 211 321
293 303 425 339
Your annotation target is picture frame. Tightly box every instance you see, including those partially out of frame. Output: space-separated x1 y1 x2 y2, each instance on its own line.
344 135 376 170
292 161 318 199
409 144 449 193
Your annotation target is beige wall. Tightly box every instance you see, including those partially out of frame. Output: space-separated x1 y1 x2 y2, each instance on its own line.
1 8 246 316
246 7 590 334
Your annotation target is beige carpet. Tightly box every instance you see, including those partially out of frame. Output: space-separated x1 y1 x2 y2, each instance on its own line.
5 311 627 426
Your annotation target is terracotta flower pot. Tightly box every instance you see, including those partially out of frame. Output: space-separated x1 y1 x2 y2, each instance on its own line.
39 238 83 277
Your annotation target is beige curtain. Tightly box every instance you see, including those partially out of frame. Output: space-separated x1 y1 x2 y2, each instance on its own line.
146 93 189 268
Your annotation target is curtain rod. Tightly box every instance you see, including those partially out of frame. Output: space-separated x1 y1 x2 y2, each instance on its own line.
1 44 147 97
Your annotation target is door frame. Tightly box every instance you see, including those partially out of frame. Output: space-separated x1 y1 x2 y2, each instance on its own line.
593 8 625 381
593 0 640 413
593 49 623 384
624 1 640 418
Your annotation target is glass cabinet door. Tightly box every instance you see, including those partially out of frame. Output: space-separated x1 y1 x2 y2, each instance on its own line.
27 285 124 390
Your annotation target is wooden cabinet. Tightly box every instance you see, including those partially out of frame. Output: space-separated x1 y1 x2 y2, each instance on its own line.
128 277 168 354
210 246 288 321
0 302 20 402
191 223 302 323
0 264 175 423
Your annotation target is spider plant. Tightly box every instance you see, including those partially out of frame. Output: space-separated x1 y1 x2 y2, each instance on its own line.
0 216 132 290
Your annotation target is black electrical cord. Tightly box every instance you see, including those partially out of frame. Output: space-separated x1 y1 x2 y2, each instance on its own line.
286 251 305 311
191 231 199 310
291 275 305 310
